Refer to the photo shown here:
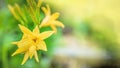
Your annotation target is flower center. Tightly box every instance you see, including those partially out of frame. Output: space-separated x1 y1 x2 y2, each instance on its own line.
33 38 37 43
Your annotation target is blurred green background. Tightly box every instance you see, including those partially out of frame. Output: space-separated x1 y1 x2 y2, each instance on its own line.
1 0 120 68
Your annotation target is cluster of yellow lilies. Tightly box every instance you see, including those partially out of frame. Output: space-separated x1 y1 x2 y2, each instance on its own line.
8 0 64 65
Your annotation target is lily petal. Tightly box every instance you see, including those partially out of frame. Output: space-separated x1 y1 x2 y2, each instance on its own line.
13 36 29 48
51 25 57 33
21 51 29 65
40 17 51 28
12 39 35 56
41 7 47 15
41 5 50 15
36 41 47 51
12 45 29 56
50 12 60 20
33 26 39 36
18 24 34 37
29 45 36 59
12 42 18 45
54 21 65 28
38 31 54 40
46 5 51 14
34 50 39 62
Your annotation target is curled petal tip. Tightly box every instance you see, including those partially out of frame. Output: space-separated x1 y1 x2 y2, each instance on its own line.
37 60 39 62
18 24 22 26
61 25 65 28
45 49 47 51
21 61 25 65
62 23 65 28
44 48 47 51
52 31 56 34
49 31 56 35
11 53 16 56
8 4 13 9
59 23 65 28
21 63 24 65
18 24 22 28
12 42 18 44
41 7 45 10
51 31 55 34
8 4 11 8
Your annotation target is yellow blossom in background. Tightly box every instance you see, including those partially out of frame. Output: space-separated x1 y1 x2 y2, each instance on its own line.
40 5 64 33
12 24 54 65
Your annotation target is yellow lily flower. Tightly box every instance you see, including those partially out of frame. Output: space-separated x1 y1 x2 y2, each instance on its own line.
40 5 65 33
12 24 54 65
